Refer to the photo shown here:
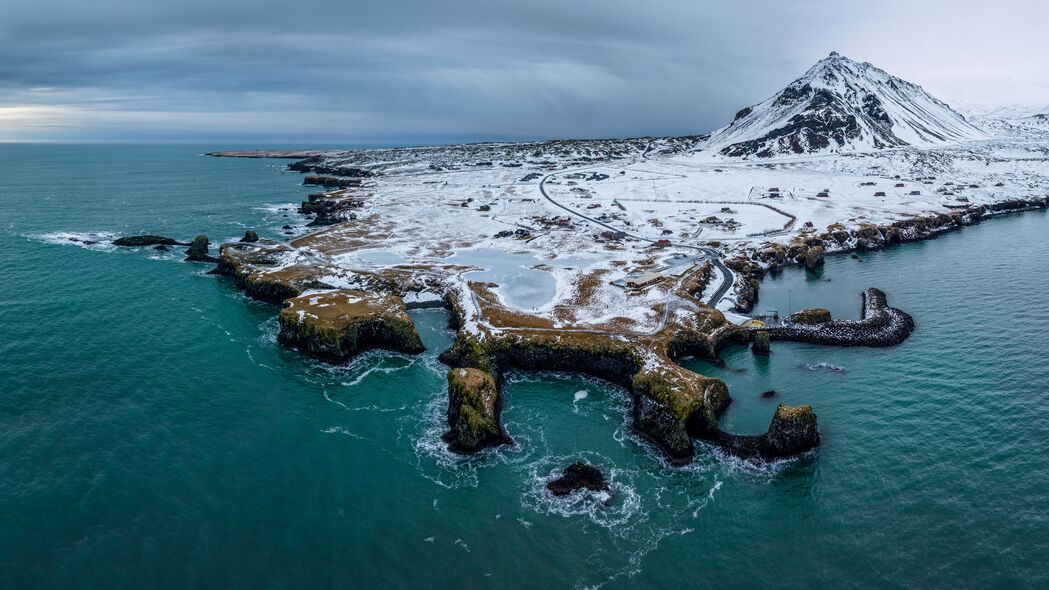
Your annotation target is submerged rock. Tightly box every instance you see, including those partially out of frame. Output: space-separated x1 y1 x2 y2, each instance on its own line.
153 245 169 252
184 235 218 262
761 389 777 398
277 290 424 363
113 235 182 247
240 230 259 243
443 367 511 453
546 462 610 496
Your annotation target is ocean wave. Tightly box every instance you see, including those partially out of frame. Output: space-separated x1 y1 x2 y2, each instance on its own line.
26 231 119 251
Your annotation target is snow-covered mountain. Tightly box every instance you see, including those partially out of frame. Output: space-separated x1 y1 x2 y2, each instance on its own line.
706 52 987 158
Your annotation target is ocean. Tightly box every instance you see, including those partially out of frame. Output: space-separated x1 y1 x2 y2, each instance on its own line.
2 144 1047 588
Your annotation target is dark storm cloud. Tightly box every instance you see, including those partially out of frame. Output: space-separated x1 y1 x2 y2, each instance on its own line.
1 0 1047 141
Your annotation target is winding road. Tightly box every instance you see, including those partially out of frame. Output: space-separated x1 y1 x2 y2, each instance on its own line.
538 171 735 309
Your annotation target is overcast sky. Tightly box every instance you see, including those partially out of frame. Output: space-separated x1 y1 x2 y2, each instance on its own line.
2 0 1048 143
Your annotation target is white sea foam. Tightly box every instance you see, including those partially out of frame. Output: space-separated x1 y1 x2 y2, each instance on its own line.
27 231 119 251
321 426 364 439
804 362 847 374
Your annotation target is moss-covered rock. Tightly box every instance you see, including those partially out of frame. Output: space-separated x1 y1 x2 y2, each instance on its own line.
787 308 832 325
763 404 820 457
711 403 819 462
752 329 771 354
277 290 424 362
443 367 511 453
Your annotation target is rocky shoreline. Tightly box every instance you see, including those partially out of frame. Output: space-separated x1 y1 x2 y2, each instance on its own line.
730 197 1049 313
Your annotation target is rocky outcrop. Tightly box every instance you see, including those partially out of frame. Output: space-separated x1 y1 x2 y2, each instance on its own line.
761 288 914 347
277 290 424 362
443 368 511 453
751 330 771 354
216 241 321 303
803 244 825 270
301 197 362 227
715 403 819 461
303 175 362 188
787 308 832 325
113 235 183 247
240 231 259 243
546 462 610 496
726 256 764 313
437 312 776 466
184 235 218 262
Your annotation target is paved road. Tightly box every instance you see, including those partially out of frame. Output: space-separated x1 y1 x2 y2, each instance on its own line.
538 171 735 308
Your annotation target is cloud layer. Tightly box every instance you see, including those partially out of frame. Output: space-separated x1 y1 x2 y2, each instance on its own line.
2 0 1047 142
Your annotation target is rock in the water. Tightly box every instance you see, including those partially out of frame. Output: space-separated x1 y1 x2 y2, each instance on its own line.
713 403 820 462
787 308 832 325
761 389 777 398
443 367 511 453
184 235 218 262
153 245 169 252
804 245 825 271
762 403 820 458
113 235 181 247
546 462 610 496
752 330 771 355
277 290 425 362
240 230 259 243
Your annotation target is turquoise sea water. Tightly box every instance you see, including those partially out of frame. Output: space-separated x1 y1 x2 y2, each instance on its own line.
2 144 1047 588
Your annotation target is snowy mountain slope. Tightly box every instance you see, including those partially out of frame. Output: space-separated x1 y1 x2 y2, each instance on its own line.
705 52 987 158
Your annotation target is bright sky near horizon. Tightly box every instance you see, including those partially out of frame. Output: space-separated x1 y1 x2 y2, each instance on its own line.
2 0 1048 143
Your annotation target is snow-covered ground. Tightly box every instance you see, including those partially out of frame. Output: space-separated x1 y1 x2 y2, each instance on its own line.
234 126 1048 336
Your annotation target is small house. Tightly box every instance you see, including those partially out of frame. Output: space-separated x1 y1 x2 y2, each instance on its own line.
626 272 664 289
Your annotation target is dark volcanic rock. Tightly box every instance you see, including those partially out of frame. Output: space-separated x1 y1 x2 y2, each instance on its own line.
113 235 182 247
184 235 218 262
547 462 610 496
714 403 820 461
153 245 169 252
631 393 694 465
240 230 259 243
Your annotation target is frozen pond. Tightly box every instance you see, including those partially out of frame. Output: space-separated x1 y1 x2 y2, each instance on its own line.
449 248 586 310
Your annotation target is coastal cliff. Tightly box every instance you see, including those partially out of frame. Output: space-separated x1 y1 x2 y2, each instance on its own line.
277 290 424 362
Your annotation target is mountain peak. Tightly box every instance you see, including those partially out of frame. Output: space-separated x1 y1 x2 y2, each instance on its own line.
706 54 985 158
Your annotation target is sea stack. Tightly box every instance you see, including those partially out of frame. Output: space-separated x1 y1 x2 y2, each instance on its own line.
185 235 218 262
443 367 511 453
